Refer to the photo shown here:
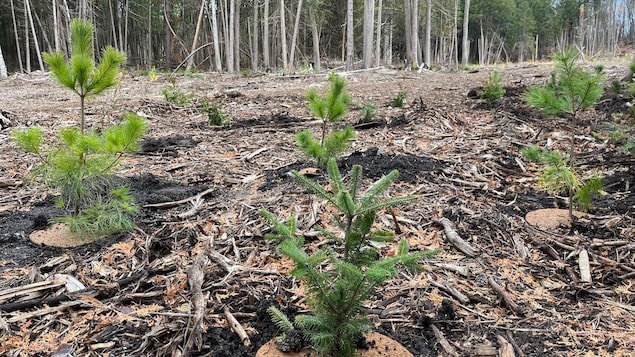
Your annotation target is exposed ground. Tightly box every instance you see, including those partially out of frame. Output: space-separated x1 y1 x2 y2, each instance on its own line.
0 61 634 356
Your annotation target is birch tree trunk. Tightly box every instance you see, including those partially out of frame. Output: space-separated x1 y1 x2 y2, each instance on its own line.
462 0 470 66
345 0 354 70
362 0 374 68
187 0 207 71
374 0 383 66
26 0 45 72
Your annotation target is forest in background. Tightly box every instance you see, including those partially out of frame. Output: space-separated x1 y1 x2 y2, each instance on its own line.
0 0 634 74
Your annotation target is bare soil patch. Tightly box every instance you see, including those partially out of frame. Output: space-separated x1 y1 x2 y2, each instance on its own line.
0 63 633 356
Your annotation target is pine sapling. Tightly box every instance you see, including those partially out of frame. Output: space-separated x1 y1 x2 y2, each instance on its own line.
14 113 147 237
296 73 355 168
43 19 127 133
524 49 604 220
260 159 439 356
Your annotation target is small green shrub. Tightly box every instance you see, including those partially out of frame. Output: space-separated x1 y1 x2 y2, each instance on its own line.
260 159 438 356
162 85 191 106
610 80 623 94
482 71 506 102
13 114 147 237
390 91 407 108
183 70 202 78
200 98 230 126
296 73 354 168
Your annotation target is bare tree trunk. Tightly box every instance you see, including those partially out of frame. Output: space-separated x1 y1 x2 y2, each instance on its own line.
424 0 431 66
362 0 374 68
24 0 31 73
53 0 60 51
461 0 470 65
0 45 7 78
310 10 320 71
226 0 235 73
411 0 420 66
10 0 24 73
345 0 354 70
453 0 458 67
289 0 303 68
147 1 152 69
374 0 382 66
164 0 173 67
26 0 45 72
251 0 259 71
263 0 270 68
280 0 288 70
210 0 223 71
187 0 207 71
234 0 241 71
124 0 130 53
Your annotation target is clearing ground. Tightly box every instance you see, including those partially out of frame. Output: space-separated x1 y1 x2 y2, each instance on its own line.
0 61 633 356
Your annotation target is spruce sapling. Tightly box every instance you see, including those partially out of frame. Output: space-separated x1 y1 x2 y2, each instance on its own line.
260 159 439 356
296 73 355 168
43 19 127 133
524 49 604 220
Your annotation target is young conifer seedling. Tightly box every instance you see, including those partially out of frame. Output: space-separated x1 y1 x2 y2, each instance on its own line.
260 159 439 356
296 73 355 168
13 19 146 239
13 113 147 237
524 49 604 220
43 19 127 133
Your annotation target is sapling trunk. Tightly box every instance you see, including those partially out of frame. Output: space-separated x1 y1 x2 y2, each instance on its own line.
80 94 86 133
568 114 576 222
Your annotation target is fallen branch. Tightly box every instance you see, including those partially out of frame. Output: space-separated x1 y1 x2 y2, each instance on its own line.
488 276 522 314
434 218 479 257
144 188 216 209
224 306 251 347
184 253 208 353
431 324 458 357
429 278 470 304
496 335 516 357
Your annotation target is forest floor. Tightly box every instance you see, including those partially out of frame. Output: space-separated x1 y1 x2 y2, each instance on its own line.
0 60 634 357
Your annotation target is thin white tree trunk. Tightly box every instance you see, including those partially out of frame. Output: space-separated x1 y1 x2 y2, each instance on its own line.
53 0 60 51
26 0 44 71
187 0 207 71
234 0 241 71
374 0 382 66
226 0 235 73
263 0 270 68
362 0 374 68
10 0 23 73
210 0 222 71
0 45 7 78
345 0 354 70
280 0 288 70
24 0 31 73
462 0 470 65
424 0 431 66
251 0 259 71
289 0 303 67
